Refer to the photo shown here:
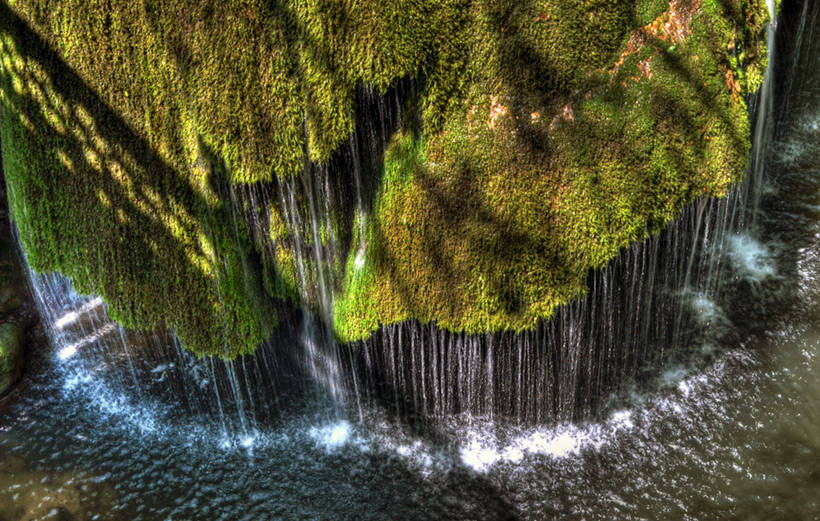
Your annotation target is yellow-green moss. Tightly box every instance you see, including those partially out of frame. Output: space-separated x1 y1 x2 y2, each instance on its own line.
0 0 770 352
4 0 448 184
334 0 769 342
0 4 275 356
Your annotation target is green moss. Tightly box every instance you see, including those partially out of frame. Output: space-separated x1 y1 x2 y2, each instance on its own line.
0 0 770 351
0 5 276 356
635 0 673 25
334 0 769 342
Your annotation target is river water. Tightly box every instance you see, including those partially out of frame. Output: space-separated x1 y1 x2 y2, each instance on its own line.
1 2 819 520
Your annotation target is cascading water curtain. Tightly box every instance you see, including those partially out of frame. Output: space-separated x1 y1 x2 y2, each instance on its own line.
349 6 779 426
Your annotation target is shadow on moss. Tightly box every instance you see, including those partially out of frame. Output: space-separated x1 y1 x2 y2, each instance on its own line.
0 4 276 356
333 0 768 342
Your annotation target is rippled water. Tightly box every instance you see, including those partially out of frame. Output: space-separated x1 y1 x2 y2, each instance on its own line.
2 3 820 520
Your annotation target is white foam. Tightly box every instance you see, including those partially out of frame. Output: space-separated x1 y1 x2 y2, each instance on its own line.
369 428 443 476
678 379 694 397
310 421 352 450
457 408 647 472
459 439 502 472
727 234 776 282
521 430 581 458
63 372 92 390
611 410 634 430
661 366 689 388
240 435 256 449
688 295 728 327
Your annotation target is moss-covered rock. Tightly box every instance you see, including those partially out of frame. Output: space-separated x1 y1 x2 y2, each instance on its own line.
333 0 770 341
0 321 23 395
0 0 770 353
0 3 279 356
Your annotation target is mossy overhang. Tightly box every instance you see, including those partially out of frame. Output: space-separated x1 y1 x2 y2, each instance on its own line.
0 0 770 354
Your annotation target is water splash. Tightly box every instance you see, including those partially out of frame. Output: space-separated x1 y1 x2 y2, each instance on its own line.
727 233 777 282
309 421 353 451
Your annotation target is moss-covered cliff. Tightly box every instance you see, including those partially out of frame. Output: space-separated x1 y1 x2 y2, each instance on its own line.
0 0 769 354
333 0 770 340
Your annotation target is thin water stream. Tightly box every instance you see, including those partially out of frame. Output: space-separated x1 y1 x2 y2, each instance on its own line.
1 2 819 519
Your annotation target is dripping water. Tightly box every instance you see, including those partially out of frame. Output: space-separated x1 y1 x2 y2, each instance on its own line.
9 8 783 443
349 6 781 427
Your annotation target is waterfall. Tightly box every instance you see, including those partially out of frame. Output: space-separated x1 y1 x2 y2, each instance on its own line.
352 194 769 424
264 82 406 411
349 11 780 426
745 0 777 229
12 17 779 434
5 3 820 518
24 267 318 444
12 80 409 442
275 161 347 405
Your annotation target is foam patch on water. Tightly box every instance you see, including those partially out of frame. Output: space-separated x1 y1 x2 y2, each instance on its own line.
240 435 256 448
216 430 261 451
459 439 503 471
391 440 438 471
660 366 690 388
36 270 760 484
61 357 280 454
775 112 820 165
801 114 820 133
60 365 168 437
346 345 745 476
63 372 93 390
363 420 449 477
727 234 776 282
774 139 804 165
453 348 749 474
309 421 352 450
688 294 730 328
95 393 162 435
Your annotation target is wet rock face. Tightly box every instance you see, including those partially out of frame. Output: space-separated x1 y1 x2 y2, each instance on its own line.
0 282 23 314
0 251 26 316
0 170 34 398
0 322 23 395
